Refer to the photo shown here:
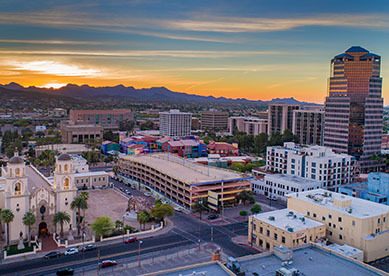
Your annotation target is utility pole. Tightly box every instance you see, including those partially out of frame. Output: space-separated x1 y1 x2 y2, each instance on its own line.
211 226 214 242
137 240 143 267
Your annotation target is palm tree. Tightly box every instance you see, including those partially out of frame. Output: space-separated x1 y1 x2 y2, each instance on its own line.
70 195 88 236
22 211 36 246
79 192 89 229
53 211 71 239
137 211 150 230
1 209 14 248
191 200 208 220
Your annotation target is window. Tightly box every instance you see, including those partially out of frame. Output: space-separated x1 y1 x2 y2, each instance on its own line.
352 220 356 226
322 216 326 221
274 233 278 240
338 217 342 222
339 234 343 240
328 214 332 219
259 227 263 234
64 177 70 190
266 230 270 237
313 213 317 218
282 236 286 243
14 182 22 195
329 231 332 236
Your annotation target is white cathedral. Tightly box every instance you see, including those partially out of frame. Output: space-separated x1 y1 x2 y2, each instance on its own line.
0 153 77 243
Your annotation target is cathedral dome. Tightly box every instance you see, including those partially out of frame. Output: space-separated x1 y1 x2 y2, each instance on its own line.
57 153 71 161
8 156 24 164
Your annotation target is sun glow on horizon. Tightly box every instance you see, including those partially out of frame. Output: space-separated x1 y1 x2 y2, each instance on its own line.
38 82 67 89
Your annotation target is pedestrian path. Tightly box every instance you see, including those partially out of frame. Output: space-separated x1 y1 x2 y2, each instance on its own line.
41 236 59 252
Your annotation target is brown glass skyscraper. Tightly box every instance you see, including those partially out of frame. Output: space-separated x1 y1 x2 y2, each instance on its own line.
324 46 383 172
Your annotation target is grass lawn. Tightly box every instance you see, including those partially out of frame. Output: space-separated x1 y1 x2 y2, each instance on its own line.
6 242 34 256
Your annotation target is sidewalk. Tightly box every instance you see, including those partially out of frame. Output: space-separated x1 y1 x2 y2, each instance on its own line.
0 219 174 265
231 235 262 253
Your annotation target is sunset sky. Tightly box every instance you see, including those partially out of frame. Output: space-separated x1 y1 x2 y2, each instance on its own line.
0 0 389 103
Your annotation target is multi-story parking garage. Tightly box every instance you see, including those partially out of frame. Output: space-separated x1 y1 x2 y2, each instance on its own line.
117 153 251 210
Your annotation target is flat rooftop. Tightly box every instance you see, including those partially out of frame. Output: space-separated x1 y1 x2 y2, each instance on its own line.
288 189 389 218
121 153 247 185
155 261 233 276
237 245 384 276
253 209 324 232
266 174 322 187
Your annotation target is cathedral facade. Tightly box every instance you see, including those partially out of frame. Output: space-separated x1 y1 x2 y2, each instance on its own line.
0 153 77 243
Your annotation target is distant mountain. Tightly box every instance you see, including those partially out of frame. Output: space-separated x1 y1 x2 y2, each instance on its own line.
0 83 318 107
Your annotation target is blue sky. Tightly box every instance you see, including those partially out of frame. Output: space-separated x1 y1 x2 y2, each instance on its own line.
0 0 388 103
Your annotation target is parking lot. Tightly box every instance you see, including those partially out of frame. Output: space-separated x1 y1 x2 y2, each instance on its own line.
85 189 129 225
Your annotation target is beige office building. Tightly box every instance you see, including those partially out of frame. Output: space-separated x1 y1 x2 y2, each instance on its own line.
287 189 389 262
60 122 103 144
248 209 326 251
201 110 228 131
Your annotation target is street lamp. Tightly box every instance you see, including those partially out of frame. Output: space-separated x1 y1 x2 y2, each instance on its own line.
137 240 143 267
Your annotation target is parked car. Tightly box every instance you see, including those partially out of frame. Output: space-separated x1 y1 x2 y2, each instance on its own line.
207 214 219 220
123 237 137 244
44 251 61 259
81 244 97 252
125 189 132 195
266 195 278 201
64 248 79 256
56 268 74 275
99 260 118 268
174 206 184 212
143 192 152 197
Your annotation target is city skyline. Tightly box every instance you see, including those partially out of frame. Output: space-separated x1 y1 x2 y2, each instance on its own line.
1 1 389 104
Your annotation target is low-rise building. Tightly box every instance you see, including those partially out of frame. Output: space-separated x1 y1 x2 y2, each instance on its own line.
74 171 110 189
117 153 251 210
70 154 89 173
162 139 207 158
339 172 389 205
35 144 90 157
60 122 103 144
266 142 356 190
252 174 322 201
316 242 364 261
248 209 326 251
207 141 239 157
287 189 389 262
234 245 384 276
101 141 121 155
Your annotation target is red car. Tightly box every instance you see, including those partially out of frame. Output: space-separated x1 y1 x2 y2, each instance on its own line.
99 260 117 268
123 237 138 244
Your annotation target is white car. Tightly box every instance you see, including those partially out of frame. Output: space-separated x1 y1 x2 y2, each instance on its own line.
266 195 278 201
64 247 79 256
144 192 152 197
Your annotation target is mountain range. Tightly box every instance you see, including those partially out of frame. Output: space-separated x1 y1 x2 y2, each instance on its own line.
0 82 319 107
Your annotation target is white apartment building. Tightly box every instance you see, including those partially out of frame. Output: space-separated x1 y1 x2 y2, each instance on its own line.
252 174 322 201
266 142 355 190
159 109 192 137
228 116 268 136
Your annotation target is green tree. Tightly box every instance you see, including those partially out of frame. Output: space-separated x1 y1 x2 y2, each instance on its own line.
236 191 254 206
191 200 208 220
91 216 114 239
140 120 154 130
70 195 88 236
137 211 151 230
119 120 135 132
22 211 36 246
150 204 174 224
1 209 15 248
254 133 268 156
53 211 71 238
250 203 262 214
239 210 248 216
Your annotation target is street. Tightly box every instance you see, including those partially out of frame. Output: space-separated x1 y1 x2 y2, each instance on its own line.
0 178 258 275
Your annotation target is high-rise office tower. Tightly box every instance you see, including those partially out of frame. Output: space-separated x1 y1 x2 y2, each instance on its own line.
324 46 383 172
